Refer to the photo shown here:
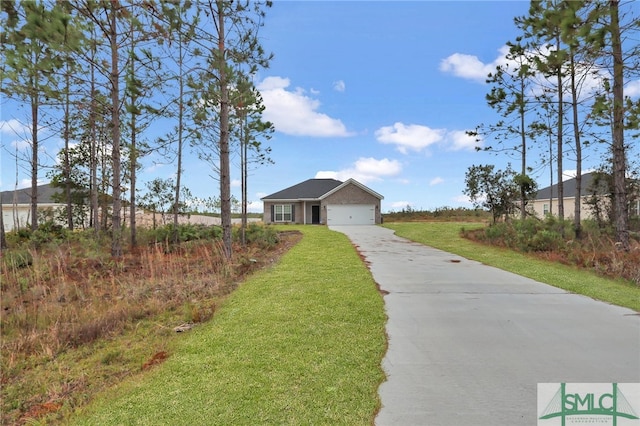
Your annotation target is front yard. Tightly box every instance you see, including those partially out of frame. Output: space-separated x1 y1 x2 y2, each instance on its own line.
68 226 387 425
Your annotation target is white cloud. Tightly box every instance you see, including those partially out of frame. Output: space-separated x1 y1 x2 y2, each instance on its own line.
231 179 241 188
439 46 509 83
390 201 413 210
562 169 595 181
257 76 353 137
315 157 402 184
10 138 31 151
333 80 346 92
441 45 635 105
247 200 262 213
7 178 47 190
375 122 445 154
144 163 165 174
453 194 474 205
1 119 33 151
0 119 31 136
375 123 479 154
626 80 640 98
447 130 482 151
429 177 444 186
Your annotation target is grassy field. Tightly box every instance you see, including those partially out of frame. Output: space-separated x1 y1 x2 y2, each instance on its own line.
68 226 386 425
384 222 640 312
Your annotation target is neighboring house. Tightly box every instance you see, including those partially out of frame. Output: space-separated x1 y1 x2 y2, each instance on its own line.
531 172 640 219
1 184 64 232
261 178 384 225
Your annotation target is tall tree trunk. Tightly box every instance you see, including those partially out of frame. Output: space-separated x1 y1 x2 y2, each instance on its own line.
30 90 38 231
90 35 99 233
0 196 7 251
64 57 74 230
556 34 564 233
549 129 553 216
519 77 526 221
217 1 232 260
129 110 137 247
110 3 123 257
610 0 629 250
173 29 184 244
128 27 137 248
241 107 247 246
570 53 582 239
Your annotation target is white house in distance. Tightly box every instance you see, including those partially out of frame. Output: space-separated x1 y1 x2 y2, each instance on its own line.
261 178 384 225
1 184 64 232
530 172 640 219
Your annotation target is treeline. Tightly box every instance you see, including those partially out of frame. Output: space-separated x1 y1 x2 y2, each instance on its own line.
465 0 639 250
0 0 274 258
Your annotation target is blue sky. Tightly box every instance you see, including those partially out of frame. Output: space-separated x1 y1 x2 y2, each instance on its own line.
2 1 638 213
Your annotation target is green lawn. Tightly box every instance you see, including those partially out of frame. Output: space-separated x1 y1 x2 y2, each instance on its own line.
384 222 640 312
69 226 386 426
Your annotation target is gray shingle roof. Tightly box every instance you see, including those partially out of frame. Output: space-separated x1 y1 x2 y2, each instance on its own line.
535 172 608 200
0 184 62 204
261 179 343 200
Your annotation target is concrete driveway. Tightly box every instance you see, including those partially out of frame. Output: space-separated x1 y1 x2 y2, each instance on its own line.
330 225 640 426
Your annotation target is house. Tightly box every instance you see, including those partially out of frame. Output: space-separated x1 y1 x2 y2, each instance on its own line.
261 178 384 225
1 184 64 232
531 172 640 219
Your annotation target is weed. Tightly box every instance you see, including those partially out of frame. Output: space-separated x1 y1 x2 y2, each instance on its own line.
1 223 299 424
2 249 33 269
101 350 123 365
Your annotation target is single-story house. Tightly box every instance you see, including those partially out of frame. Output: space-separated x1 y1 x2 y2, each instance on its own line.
1 184 64 232
261 178 384 225
531 172 640 219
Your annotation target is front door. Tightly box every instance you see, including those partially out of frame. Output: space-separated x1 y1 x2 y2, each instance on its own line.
311 205 320 224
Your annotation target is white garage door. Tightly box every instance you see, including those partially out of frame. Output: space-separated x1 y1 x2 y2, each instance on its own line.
327 204 375 225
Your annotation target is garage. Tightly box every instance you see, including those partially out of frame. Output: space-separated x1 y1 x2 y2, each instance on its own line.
326 204 375 225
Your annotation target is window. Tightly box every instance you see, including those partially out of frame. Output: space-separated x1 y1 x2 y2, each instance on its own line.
631 200 640 218
543 203 550 215
274 204 292 222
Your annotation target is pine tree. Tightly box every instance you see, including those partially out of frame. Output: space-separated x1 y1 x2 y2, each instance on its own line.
1 1 69 230
192 0 272 259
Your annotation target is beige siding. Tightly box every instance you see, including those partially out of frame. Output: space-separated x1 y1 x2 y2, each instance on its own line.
263 201 305 224
530 196 600 219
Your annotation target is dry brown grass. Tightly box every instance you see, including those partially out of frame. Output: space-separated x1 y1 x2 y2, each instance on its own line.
0 229 302 425
464 226 640 286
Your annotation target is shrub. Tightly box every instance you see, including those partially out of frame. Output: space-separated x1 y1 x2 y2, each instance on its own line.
484 223 507 243
143 224 222 245
238 223 279 248
2 249 33 270
528 229 564 252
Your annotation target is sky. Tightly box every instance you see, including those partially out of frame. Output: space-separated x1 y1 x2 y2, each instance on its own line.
1 1 639 213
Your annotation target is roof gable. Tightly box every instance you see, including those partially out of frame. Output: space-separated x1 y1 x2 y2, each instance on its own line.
261 179 343 200
319 178 384 200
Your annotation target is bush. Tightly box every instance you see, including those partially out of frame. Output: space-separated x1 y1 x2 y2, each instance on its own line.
2 249 33 270
144 224 222 245
235 223 279 249
479 219 565 252
529 229 564 252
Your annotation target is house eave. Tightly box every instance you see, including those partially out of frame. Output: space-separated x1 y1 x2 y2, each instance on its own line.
319 178 384 200
261 198 321 203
